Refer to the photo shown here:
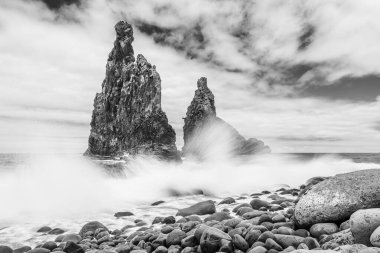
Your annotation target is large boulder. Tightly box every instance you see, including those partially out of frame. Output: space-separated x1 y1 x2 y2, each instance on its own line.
85 20 180 161
176 200 216 217
294 169 380 227
182 77 270 159
350 208 380 246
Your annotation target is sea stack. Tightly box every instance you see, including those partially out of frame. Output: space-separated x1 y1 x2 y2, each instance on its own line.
85 21 180 161
183 77 270 159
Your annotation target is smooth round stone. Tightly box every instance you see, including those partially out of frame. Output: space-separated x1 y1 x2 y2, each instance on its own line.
370 226 380 246
37 226 52 233
62 233 82 243
310 223 338 238
272 214 286 223
250 199 270 210
26 249 50 253
232 234 249 251
41 241 57 251
48 228 65 235
295 170 380 227
199 227 231 253
245 230 261 246
79 221 108 237
350 208 380 246
163 216 176 224
219 197 235 205
204 212 232 222
276 227 294 235
176 200 216 217
154 246 168 253
14 246 32 253
247 246 267 253
166 229 186 246
233 203 251 213
181 235 197 248
265 238 283 251
0 246 13 253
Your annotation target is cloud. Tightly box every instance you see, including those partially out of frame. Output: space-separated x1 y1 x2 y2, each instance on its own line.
0 0 380 153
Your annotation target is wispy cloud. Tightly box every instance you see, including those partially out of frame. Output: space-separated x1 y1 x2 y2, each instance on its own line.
0 0 380 153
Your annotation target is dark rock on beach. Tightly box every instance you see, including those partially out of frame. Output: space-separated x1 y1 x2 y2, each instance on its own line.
0 246 13 253
182 77 270 159
176 200 216 217
85 20 180 161
13 246 32 253
79 221 108 237
114 211 134 218
37 226 52 233
294 169 380 227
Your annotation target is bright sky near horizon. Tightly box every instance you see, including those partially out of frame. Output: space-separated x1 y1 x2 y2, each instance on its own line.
0 0 380 153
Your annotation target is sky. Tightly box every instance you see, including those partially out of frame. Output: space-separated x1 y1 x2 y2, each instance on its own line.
0 0 380 153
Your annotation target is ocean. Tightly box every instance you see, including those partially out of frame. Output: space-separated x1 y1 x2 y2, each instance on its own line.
0 153 379 247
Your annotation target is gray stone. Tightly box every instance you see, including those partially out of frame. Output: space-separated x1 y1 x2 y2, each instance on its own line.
370 225 380 247
274 234 304 248
79 221 108 238
166 229 187 246
320 229 354 249
242 211 266 220
14 246 31 253
62 233 82 243
204 212 232 222
26 249 50 253
41 241 57 251
181 235 197 248
295 169 380 227
247 246 267 253
250 199 270 210
0 246 13 253
309 223 338 238
219 197 235 205
37 226 52 233
176 200 216 217
265 238 283 251
114 211 134 218
199 227 231 253
232 234 249 251
350 208 380 246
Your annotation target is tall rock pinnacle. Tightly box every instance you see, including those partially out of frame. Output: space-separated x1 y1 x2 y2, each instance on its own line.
183 77 270 159
85 21 180 160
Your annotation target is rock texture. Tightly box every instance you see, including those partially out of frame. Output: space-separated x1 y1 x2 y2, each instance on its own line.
85 20 180 160
182 77 270 159
294 169 380 227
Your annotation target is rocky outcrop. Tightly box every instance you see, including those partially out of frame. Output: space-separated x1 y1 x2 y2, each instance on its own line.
294 169 380 228
182 77 270 159
85 21 180 160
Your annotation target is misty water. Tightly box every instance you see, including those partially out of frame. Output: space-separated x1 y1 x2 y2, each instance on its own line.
0 152 380 247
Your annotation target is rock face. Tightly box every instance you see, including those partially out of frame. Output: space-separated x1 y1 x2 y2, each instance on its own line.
85 21 180 160
182 77 270 159
294 169 380 227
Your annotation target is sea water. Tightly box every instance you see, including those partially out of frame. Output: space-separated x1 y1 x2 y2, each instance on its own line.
0 153 379 247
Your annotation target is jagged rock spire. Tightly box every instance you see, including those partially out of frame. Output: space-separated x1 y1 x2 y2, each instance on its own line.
183 77 270 159
85 21 180 161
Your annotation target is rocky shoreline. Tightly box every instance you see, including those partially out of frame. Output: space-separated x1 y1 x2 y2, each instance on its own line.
2 169 380 253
